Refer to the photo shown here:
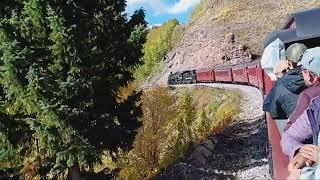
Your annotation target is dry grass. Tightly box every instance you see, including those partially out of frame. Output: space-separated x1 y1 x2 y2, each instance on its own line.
190 0 211 23
188 0 320 54
211 90 241 134
192 87 241 141
194 87 223 108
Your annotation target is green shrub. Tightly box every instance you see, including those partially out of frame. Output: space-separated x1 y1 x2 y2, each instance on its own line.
193 109 212 143
134 19 180 81
158 89 196 169
190 0 210 22
212 91 241 134
171 25 186 47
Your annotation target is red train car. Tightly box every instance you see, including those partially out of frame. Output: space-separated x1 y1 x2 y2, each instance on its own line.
196 69 215 82
214 68 233 82
167 8 320 180
256 64 264 91
263 71 274 95
231 66 248 84
262 74 289 179
247 63 259 87
261 7 320 179
224 61 288 179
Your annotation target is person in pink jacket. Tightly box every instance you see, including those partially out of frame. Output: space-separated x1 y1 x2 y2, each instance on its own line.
285 96 320 179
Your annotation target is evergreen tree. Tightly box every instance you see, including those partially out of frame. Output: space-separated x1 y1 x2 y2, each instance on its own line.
134 19 180 81
0 0 147 178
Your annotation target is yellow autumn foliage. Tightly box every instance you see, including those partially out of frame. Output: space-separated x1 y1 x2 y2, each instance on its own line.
93 150 117 173
117 87 240 179
134 19 180 81
211 91 241 134
118 167 141 180
116 81 139 103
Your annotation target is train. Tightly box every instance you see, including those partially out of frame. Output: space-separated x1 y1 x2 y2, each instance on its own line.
167 7 320 179
167 62 265 90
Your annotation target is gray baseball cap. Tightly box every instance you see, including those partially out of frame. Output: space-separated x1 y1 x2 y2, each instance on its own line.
298 47 320 76
286 43 307 63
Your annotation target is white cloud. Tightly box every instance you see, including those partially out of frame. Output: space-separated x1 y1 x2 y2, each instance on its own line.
126 0 200 15
169 0 201 14
126 0 167 15
146 1 168 15
127 0 147 5
148 23 162 29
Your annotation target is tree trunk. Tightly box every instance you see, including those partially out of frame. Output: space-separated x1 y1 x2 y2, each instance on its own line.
70 163 81 180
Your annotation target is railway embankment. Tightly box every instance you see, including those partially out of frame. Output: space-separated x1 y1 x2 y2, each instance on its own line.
157 84 270 179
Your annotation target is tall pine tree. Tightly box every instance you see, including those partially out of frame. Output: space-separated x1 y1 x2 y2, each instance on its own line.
0 0 147 178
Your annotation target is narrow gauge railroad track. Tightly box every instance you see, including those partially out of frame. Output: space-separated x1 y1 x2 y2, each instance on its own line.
146 83 270 180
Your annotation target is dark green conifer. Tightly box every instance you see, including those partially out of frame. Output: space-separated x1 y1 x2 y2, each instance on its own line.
0 0 147 178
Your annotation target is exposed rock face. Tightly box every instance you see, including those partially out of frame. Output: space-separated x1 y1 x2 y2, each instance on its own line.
146 0 320 86
152 31 253 86
166 32 252 72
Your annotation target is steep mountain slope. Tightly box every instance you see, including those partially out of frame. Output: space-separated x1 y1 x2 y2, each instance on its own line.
152 0 320 85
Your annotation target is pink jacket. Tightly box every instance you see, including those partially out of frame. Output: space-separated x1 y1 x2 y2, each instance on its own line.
281 96 320 159
285 83 320 130
281 110 312 159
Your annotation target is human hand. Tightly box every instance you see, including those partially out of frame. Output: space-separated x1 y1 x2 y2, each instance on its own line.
286 169 302 180
288 152 308 172
300 144 320 162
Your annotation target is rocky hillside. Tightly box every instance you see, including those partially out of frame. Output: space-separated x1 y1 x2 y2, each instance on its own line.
152 0 320 85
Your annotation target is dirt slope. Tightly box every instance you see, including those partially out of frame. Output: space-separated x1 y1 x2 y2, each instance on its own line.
151 0 320 85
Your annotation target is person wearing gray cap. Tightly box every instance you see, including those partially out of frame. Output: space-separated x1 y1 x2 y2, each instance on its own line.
298 47 320 86
281 47 320 174
264 43 307 119
285 47 320 130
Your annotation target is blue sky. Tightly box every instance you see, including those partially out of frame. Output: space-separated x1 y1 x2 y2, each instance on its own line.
126 0 200 26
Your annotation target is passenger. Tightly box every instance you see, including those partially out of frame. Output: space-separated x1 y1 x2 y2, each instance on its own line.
281 47 320 171
274 60 290 79
263 43 307 118
285 47 320 130
284 96 320 179
261 38 286 81
263 60 289 111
